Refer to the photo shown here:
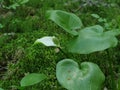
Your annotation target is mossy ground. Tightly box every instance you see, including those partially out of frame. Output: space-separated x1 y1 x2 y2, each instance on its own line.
0 0 120 90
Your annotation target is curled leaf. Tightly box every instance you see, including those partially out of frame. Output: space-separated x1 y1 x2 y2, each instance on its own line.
46 10 83 35
35 36 59 47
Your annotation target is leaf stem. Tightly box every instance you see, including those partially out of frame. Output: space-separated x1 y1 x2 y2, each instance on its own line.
58 47 69 58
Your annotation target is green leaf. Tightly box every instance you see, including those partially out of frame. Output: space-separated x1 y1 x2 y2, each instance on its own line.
67 25 119 54
91 14 100 19
46 10 83 35
56 59 105 90
35 36 59 47
0 24 3 28
19 0 29 4
98 18 107 23
8 3 20 9
20 73 47 87
0 88 4 90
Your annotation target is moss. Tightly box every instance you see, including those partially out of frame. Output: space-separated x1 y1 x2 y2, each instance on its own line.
0 30 120 90
0 29 119 89
0 29 67 89
1 0 120 90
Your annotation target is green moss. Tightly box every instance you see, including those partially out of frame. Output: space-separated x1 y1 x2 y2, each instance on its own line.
0 30 67 89
0 29 119 90
0 0 120 90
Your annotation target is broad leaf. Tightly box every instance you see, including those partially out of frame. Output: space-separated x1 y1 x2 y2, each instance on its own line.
56 59 105 90
0 88 4 90
67 25 119 54
20 73 46 87
35 36 59 47
46 10 83 35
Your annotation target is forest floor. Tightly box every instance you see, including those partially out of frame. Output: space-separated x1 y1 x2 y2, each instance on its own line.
0 0 120 90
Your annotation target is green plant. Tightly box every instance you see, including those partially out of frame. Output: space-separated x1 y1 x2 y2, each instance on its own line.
34 10 113 90
34 10 120 90
46 10 120 54
91 13 112 30
35 35 106 90
1 0 29 10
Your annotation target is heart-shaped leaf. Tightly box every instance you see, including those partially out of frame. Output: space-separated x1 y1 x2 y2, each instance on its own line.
67 25 119 54
35 36 59 47
46 10 83 35
20 73 47 87
56 59 105 90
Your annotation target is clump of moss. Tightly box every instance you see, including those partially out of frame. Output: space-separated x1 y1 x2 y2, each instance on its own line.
0 30 67 89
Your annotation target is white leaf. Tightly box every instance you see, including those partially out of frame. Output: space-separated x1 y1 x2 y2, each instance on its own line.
35 36 58 47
